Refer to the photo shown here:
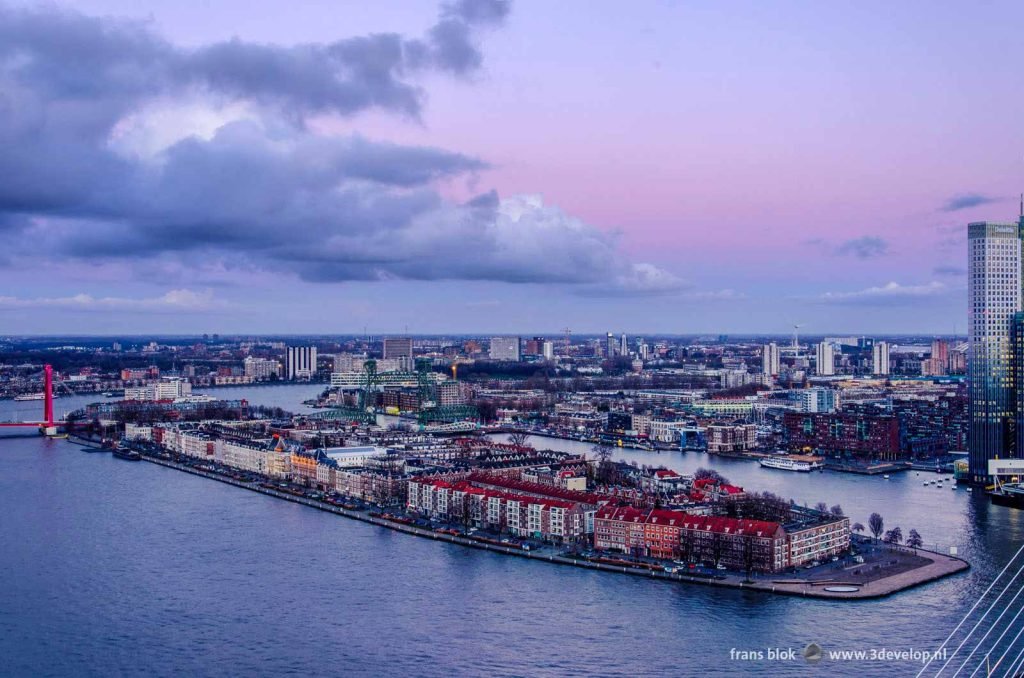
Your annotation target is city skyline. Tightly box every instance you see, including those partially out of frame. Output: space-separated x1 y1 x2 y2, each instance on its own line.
3 0 1024 333
7 4 1024 676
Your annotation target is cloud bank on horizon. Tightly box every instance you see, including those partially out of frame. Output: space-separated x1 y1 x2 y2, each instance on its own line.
0 0 684 305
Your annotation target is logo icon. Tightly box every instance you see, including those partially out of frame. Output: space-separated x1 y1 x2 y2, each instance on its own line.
803 643 823 664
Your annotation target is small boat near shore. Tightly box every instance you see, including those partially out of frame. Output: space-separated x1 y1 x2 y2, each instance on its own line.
112 444 141 461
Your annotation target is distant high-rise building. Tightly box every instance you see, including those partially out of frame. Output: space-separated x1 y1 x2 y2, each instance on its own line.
606 333 618 357
762 343 780 376
922 339 950 376
286 346 318 380
815 342 835 376
524 337 545 355
968 222 1022 483
620 333 628 357
966 223 1024 483
950 346 967 374
872 342 890 376
541 341 555 360
244 356 280 380
382 337 413 360
932 339 950 368
797 387 838 413
489 337 521 361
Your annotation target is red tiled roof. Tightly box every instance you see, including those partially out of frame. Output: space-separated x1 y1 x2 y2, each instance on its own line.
431 478 576 510
595 505 647 522
596 506 781 537
646 508 684 525
468 472 604 505
679 514 780 537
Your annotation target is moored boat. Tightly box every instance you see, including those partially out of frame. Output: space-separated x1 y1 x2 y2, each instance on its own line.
990 483 1024 509
759 455 824 472
112 444 141 461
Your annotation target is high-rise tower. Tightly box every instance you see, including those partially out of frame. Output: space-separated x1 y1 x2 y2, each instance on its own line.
815 341 835 376
762 342 780 377
872 342 890 376
968 222 1022 484
286 345 318 380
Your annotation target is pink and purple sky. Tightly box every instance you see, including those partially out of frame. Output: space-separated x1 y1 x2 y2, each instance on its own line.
1 0 1021 335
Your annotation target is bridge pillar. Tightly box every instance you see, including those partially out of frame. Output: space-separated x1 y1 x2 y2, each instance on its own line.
43 364 54 427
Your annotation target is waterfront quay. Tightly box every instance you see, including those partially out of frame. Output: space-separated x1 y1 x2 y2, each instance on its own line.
97 437 967 600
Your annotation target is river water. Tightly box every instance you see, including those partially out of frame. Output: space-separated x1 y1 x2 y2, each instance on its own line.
0 385 1019 677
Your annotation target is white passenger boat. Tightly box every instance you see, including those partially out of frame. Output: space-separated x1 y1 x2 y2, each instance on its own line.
759 455 824 472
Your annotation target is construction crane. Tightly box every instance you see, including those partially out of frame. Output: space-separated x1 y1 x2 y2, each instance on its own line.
792 324 803 348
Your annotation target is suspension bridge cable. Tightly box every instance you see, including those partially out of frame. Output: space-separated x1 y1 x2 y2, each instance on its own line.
964 574 1024 677
999 637 1024 678
936 555 1024 676
982 604 1024 678
937 557 1024 678
918 541 1024 677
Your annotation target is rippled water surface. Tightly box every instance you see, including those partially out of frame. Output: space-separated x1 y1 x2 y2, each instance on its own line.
0 386 1015 677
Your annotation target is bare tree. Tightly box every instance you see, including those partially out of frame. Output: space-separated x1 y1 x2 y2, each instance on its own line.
711 532 724 569
868 513 884 541
883 526 903 545
814 502 829 514
593 442 614 484
851 522 865 536
743 535 756 581
906 529 923 550
508 430 531 449
679 528 693 565
694 467 730 485
830 504 844 518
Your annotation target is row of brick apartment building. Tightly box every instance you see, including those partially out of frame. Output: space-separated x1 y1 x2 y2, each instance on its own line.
141 423 848 570
705 424 757 454
783 411 902 461
844 397 968 458
593 505 849 573
407 477 595 543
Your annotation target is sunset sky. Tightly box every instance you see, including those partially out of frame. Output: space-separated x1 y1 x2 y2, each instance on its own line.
1 0 1022 335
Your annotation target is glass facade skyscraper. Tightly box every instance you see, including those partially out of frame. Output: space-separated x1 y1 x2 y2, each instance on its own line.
968 222 1022 484
1011 312 1024 461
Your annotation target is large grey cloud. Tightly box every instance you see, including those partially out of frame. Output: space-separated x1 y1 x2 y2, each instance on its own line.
0 0 509 120
0 0 679 296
